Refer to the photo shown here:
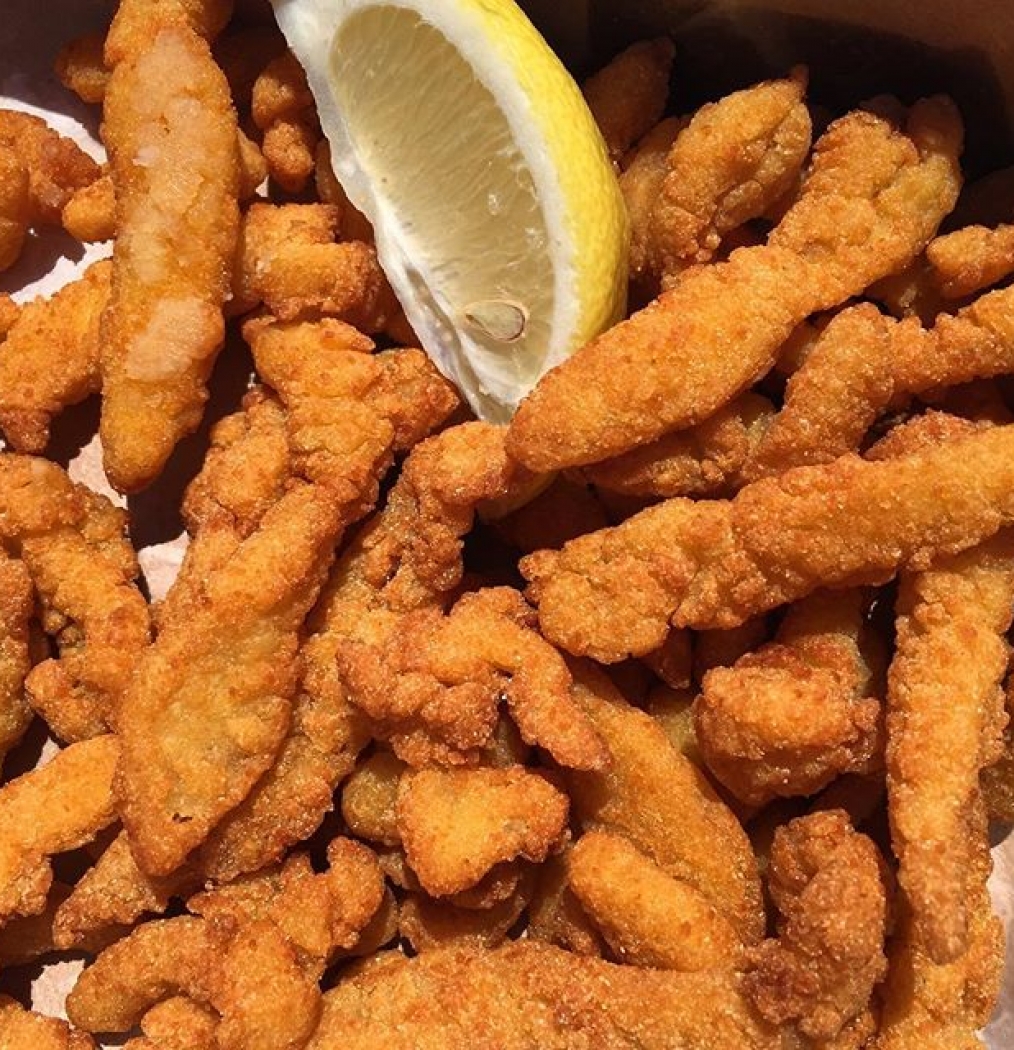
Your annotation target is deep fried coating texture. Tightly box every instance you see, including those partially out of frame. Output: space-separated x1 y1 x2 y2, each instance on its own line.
527 850 604 956
886 530 1014 965
99 26 240 492
55 32 109 104
0 997 96 1050
651 74 811 280
397 767 568 896
744 810 889 1042
0 552 32 767
695 589 882 805
0 735 118 923
307 942 780 1050
252 51 320 193
926 222 1014 298
104 0 234 66
0 109 100 225
61 173 116 242
127 999 218 1050
585 392 774 498
582 39 674 163
508 99 961 471
341 750 404 846
0 146 29 271
524 423 1014 660
983 677 1014 823
566 663 764 943
0 260 111 453
568 829 741 971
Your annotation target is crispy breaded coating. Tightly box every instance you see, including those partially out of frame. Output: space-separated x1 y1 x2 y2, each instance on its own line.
55 32 109 104
307 942 780 1050
252 51 320 193
887 530 1014 965
926 222 1014 298
582 39 674 164
399 890 521 954
566 663 764 944
508 99 962 472
0 259 111 453
61 173 115 242
693 617 770 683
0 145 29 271
99 26 240 492
568 829 741 971
651 73 811 281
341 750 404 846
0 735 118 923
983 677 1014 823
0 551 32 768
0 997 96 1050
0 293 19 336
397 767 568 896
104 0 234 66
524 424 1014 659
585 391 774 498
236 128 269 198
527 850 604 956
695 590 882 805
0 109 100 226
127 999 218 1050
744 810 889 1042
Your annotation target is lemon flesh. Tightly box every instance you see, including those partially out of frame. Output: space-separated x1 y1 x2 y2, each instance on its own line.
274 0 628 422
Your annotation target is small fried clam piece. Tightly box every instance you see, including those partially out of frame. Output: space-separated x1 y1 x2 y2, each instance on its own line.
252 51 320 193
55 32 109 104
0 145 29 271
104 0 235 67
0 997 96 1050
61 174 116 243
569 829 741 971
125 998 218 1050
926 222 1014 299
341 750 405 847
0 551 32 769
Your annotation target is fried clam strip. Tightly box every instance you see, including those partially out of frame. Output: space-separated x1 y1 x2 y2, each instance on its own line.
0 456 149 740
650 73 812 283
0 259 111 454
694 589 883 806
104 0 235 67
926 222 1014 299
66 840 384 1041
584 391 774 499
99 26 240 493
507 98 962 472
567 828 741 971
582 39 674 164
523 424 1014 662
337 587 609 769
0 735 118 923
117 341 453 877
566 663 764 945
0 997 95 1050
123 999 218 1050
745 811 890 1046
0 550 32 768
307 942 780 1050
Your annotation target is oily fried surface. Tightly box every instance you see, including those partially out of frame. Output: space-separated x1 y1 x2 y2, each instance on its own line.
0 996 96 1050
0 551 32 767
926 222 1014 298
104 0 235 66
0 146 29 272
252 51 320 193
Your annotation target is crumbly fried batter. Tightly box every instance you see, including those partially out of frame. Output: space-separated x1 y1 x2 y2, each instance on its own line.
0 145 29 271
54 32 109 104
744 810 890 1042
524 423 1014 659
926 222 1014 298
104 0 235 66
341 750 405 847
0 260 111 453
126 999 218 1050
0 551 32 768
61 173 116 242
252 51 320 193
0 997 96 1050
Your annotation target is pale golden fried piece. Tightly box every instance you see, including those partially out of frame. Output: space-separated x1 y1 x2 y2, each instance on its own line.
0 110 100 226
524 423 1014 660
645 684 699 762
252 51 320 193
0 145 29 271
568 829 741 971
61 173 116 242
236 129 269 198
0 883 122 964
527 850 603 956
0 551 32 768
745 810 890 1042
397 767 568 896
585 392 774 498
695 589 882 806
983 676 1014 823
99 26 240 493
926 222 1014 298
0 292 20 336
508 99 962 472
341 750 404 846
0 735 118 923
0 260 111 453
55 32 109 104
566 663 764 943
104 0 234 66
308 941 780 1050
126 999 218 1050
582 39 674 164
0 997 96 1050
887 529 1014 965
651 73 811 282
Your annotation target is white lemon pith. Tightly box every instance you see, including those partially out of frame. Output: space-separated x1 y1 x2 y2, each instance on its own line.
273 0 628 422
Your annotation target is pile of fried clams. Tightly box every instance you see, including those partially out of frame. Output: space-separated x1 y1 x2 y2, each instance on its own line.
1 2 1013 1048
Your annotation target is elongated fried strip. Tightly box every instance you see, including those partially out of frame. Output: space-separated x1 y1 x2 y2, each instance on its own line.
0 735 118 923
524 424 1014 660
582 39 674 163
99 26 240 493
104 0 234 66
0 997 96 1050
651 73 811 281
745 811 889 1042
508 99 962 471
695 589 882 805
566 663 764 943
926 222 1014 298
0 260 111 453
887 530 1014 964
0 551 32 768
308 942 780 1050
585 392 774 498
0 146 29 271
568 829 741 971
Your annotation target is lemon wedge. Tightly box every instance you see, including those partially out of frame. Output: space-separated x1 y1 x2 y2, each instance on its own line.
274 0 628 422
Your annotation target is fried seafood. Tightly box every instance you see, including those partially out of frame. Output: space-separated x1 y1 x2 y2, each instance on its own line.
508 99 962 471
104 0 235 67
124 998 218 1050
99 25 240 492
694 589 882 806
340 750 404 847
0 146 29 272
0 997 95 1050
524 423 1014 660
252 51 320 193
61 174 116 243
926 222 1014 298
54 32 109 104
0 552 32 768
